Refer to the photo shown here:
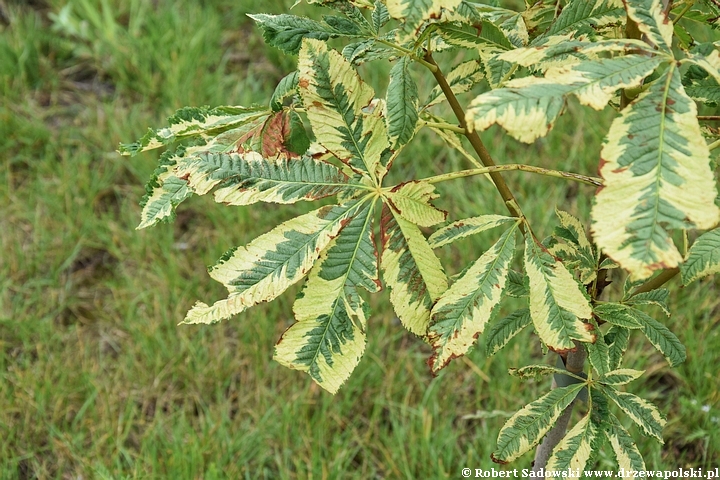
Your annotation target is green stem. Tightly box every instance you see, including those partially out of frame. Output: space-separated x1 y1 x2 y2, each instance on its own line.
420 165 603 187
672 0 694 24
631 268 680 295
708 138 720 151
423 121 466 134
499 64 518 86
375 38 438 72
422 52 524 220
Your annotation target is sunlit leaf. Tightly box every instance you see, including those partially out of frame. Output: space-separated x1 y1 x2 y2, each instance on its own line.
623 0 673 51
428 215 515 248
599 386 666 442
466 55 662 143
681 228 720 285
119 105 270 155
592 66 720 280
546 414 597 475
182 200 365 325
524 235 595 352
381 205 448 336
299 38 390 180
385 181 447 227
492 383 585 463
428 223 518 372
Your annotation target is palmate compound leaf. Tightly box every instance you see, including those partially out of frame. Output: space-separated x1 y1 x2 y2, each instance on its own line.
274 199 380 393
181 198 368 325
119 105 270 156
298 38 390 182
466 55 664 143
591 65 720 280
492 383 586 464
599 385 666 442
427 222 519 373
381 204 448 337
524 234 595 353
681 228 720 285
545 414 599 476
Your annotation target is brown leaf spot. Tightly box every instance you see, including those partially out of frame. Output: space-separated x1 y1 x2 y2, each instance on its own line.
298 78 309 89
490 453 509 465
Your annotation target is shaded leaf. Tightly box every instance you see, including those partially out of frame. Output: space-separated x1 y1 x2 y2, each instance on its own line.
428 215 515 248
681 228 720 285
485 309 531 356
386 56 419 149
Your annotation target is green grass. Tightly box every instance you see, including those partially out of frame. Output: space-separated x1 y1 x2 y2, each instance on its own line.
1 1 718 478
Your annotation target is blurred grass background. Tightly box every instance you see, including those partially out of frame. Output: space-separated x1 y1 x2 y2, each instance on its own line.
0 0 718 478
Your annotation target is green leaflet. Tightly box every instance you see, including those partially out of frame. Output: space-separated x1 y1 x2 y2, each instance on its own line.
599 368 644 386
381 205 448 337
593 303 644 329
546 209 598 284
249 14 362 55
485 309 531 356
437 21 513 54
606 413 646 471
386 56 419 149
586 327 610 376
624 289 670 316
624 0 673 51
542 0 624 40
342 39 396 65
546 414 597 476
492 383 585 464
372 1 390 32
635 308 686 367
385 181 447 227
137 150 193 230
428 215 515 248
270 72 299 112
685 78 720 106
501 38 655 70
274 200 378 393
428 223 518 372
424 59 484 109
173 152 360 207
599 386 666 442
298 38 390 181
508 364 570 380
524 235 595 352
505 270 529 298
182 200 364 325
592 65 720 280
386 0 463 36
466 55 663 143
606 326 630 370
119 105 269 155
681 228 720 285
